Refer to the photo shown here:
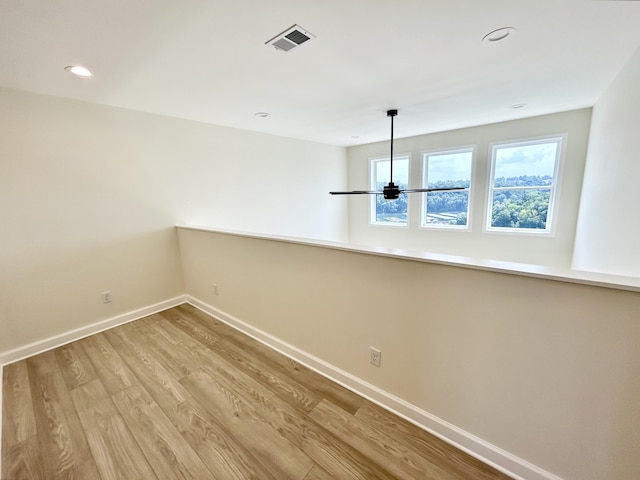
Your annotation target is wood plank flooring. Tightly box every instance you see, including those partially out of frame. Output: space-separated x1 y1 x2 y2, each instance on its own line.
2 304 513 479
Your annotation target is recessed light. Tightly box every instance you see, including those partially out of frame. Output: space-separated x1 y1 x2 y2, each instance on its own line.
254 112 270 118
350 135 360 139
510 103 527 109
482 27 516 43
64 65 94 77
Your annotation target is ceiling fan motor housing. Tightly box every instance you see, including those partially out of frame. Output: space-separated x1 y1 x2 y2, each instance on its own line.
383 182 400 199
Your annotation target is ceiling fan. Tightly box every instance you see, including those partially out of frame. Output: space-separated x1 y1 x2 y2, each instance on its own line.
330 109 464 200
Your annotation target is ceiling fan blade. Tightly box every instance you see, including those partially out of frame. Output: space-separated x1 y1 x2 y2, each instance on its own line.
330 186 465 196
401 187 466 193
329 190 381 195
330 110 398 197
328 111 467 198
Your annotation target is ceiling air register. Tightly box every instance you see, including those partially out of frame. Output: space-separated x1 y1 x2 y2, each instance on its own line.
265 24 315 52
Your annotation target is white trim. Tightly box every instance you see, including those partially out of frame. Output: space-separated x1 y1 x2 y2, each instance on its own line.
0 295 188 366
177 225 640 292
369 152 411 227
420 145 475 231
0 363 3 475
186 295 565 480
0 294 187 475
0 292 564 480
484 134 567 235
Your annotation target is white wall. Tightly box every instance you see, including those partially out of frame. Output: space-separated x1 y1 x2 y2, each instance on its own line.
176 121 348 241
347 110 591 267
178 227 640 480
572 46 640 276
0 88 347 353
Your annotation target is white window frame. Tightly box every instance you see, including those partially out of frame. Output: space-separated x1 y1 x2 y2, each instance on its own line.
420 146 475 230
485 134 566 235
369 153 411 227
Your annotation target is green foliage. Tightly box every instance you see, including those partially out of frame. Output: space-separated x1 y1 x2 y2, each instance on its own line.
374 176 552 229
455 213 467 225
491 189 550 229
425 180 470 225
491 176 552 229
375 182 408 223
427 179 471 189
494 175 552 188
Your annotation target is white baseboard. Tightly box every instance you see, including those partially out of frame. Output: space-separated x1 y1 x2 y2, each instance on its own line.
0 295 189 476
187 295 564 480
0 295 188 366
0 294 563 480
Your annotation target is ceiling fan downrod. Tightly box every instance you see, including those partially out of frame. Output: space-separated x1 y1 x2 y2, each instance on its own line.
384 109 399 199
328 108 464 200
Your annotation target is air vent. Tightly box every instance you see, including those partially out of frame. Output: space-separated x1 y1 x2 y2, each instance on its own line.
265 24 315 52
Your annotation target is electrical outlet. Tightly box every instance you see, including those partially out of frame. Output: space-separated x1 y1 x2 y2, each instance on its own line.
213 284 219 295
370 347 381 367
101 291 112 304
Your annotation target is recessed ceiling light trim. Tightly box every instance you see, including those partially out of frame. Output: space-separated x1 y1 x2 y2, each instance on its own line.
254 112 270 118
64 65 94 77
482 27 516 43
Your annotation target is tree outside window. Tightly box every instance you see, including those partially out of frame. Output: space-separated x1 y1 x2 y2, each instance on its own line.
487 137 564 233
422 148 474 228
370 155 409 226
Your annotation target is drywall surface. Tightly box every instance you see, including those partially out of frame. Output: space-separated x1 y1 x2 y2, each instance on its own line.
347 110 591 267
178 227 640 480
0 88 347 353
572 46 640 276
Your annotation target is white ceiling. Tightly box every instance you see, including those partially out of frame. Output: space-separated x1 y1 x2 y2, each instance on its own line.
2 0 640 146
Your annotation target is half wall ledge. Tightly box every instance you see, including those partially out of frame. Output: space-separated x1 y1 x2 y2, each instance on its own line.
176 224 640 293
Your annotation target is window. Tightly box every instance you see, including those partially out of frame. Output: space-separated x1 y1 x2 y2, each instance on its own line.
421 147 474 228
370 154 409 226
486 135 565 233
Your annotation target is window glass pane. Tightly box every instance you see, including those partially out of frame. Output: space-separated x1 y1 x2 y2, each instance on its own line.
423 150 472 227
374 158 408 186
426 152 472 186
490 189 551 229
425 191 469 226
487 136 563 233
494 142 557 188
375 193 408 224
372 157 409 225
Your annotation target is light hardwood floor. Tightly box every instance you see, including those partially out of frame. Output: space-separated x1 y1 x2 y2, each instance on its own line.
2 304 513 479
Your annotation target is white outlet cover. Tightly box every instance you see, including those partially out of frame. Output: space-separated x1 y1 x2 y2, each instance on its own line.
370 347 381 366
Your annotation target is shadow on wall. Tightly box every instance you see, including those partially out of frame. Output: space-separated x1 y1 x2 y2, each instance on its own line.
0 227 184 352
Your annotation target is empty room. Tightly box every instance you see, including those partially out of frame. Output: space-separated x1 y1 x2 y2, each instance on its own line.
2 1 640 479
